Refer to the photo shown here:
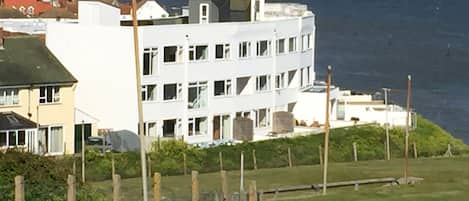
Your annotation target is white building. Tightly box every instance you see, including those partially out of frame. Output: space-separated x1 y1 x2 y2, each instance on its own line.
46 0 316 147
120 0 169 20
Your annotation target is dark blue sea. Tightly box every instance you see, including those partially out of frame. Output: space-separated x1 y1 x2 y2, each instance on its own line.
150 0 469 143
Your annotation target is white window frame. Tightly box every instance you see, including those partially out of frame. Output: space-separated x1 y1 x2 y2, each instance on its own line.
39 86 60 104
256 40 271 57
0 88 19 106
142 84 156 101
276 38 286 55
189 45 209 61
163 83 182 101
143 47 158 76
255 108 271 128
163 45 183 64
300 68 304 87
302 34 308 51
188 116 208 136
214 79 232 97
306 66 311 85
256 75 271 92
275 72 285 89
0 130 27 148
163 119 179 138
38 125 63 155
288 37 297 52
143 121 157 137
239 41 251 58
199 3 209 24
308 33 313 49
215 43 231 60
188 81 208 109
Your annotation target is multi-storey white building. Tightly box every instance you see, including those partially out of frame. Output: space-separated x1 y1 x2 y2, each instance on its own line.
46 0 316 147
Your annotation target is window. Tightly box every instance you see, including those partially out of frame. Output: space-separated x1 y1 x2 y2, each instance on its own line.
188 117 208 136
276 39 285 55
300 68 304 87
0 130 26 148
288 70 296 87
236 111 251 118
0 132 6 147
39 86 60 104
255 108 271 128
288 37 297 52
0 89 19 106
143 122 157 136
256 40 271 57
256 75 271 92
200 3 209 24
302 34 309 51
163 83 182 101
239 41 251 58
214 80 232 96
142 85 156 101
189 45 208 61
188 81 208 109
275 73 285 89
163 119 177 137
27 6 34 16
163 46 183 63
306 66 311 85
143 48 158 76
308 34 313 49
38 126 63 153
215 44 230 60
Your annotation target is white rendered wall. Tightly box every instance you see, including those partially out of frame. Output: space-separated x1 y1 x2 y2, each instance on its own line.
121 1 169 20
344 104 407 126
78 1 120 26
46 14 316 145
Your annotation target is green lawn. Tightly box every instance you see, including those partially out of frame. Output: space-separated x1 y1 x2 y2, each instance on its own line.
92 157 469 201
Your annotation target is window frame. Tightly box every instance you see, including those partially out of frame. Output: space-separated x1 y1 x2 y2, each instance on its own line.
199 3 209 24
188 116 208 136
163 45 183 64
238 41 251 58
214 79 232 97
142 84 157 102
215 43 231 60
188 81 208 109
276 38 286 55
39 86 60 104
275 72 285 89
0 88 19 106
256 40 271 57
256 75 271 92
288 37 297 53
163 83 182 101
189 44 209 61
143 47 158 76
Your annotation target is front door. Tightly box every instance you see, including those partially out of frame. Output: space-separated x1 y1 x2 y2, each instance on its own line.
213 115 221 140
74 124 92 153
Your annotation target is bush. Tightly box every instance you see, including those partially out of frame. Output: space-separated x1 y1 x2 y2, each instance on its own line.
0 151 106 201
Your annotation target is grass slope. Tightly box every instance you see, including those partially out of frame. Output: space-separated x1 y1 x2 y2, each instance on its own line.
92 157 469 201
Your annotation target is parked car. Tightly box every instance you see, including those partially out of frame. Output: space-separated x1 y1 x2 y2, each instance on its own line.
86 136 113 152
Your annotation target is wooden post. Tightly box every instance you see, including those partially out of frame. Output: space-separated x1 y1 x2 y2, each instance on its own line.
192 171 199 201
413 142 418 159
148 156 152 178
113 174 121 201
240 151 244 198
81 120 86 183
183 153 187 175
15 176 24 201
354 183 359 191
404 75 412 183
322 65 332 195
153 173 161 201
72 158 76 176
219 152 223 171
252 149 257 170
318 145 323 166
446 144 453 157
67 175 75 201
220 170 230 201
248 181 257 201
112 154 116 180
287 147 292 168
353 142 358 162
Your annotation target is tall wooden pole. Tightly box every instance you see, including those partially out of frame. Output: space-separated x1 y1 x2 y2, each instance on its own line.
404 75 412 183
81 120 85 183
383 88 391 160
130 0 148 200
240 151 245 200
322 65 332 195
15 176 24 201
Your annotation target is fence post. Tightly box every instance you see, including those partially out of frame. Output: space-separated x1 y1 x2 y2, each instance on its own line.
252 149 257 170
15 176 24 201
445 144 453 157
353 142 358 162
219 152 223 171
72 158 76 176
319 145 323 167
148 156 152 178
67 175 75 201
287 147 293 168
192 171 199 201
248 181 257 201
113 174 121 201
111 154 116 180
153 172 161 201
413 142 418 159
184 153 188 176
221 170 230 201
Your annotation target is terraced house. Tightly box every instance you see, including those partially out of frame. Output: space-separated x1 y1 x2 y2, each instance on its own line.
0 34 77 155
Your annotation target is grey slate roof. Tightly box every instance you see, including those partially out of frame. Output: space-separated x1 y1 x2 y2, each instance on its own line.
0 112 37 131
0 36 77 87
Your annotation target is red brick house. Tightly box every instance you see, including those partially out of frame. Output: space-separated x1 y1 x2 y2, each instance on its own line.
3 0 53 16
